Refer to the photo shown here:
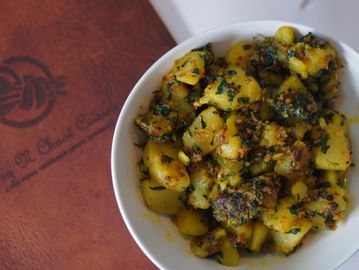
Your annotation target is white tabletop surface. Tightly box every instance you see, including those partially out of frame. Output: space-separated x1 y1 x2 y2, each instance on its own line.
149 0 359 269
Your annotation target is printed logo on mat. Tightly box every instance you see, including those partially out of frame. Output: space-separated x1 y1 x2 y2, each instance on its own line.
0 55 119 193
0 56 66 128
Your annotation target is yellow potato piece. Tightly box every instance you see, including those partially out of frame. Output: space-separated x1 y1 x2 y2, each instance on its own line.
176 208 208 236
182 106 224 158
141 179 183 214
226 40 255 68
143 141 190 192
291 180 308 200
217 238 240 266
199 65 262 111
171 51 205 85
262 197 302 233
249 222 269 252
314 124 350 170
275 26 296 46
271 219 312 255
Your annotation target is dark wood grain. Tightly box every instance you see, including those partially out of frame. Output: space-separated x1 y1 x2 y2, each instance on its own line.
0 0 175 269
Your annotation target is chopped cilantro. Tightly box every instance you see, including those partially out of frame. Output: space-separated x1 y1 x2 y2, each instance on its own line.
288 203 302 215
192 68 200 76
242 44 252 50
149 186 166 191
227 86 238 102
200 115 207 129
227 69 237 76
287 50 296 60
154 104 171 117
192 145 202 154
287 228 301 234
161 154 174 163
320 133 330 153
238 97 249 104
216 78 227 94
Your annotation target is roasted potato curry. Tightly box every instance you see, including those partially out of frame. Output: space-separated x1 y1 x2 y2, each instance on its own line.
135 26 351 266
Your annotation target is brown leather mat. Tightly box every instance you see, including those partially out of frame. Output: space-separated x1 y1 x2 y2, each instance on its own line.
0 0 174 269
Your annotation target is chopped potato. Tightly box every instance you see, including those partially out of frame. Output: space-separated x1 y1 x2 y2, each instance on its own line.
143 141 190 191
199 65 262 111
262 196 304 233
217 238 241 266
216 112 248 159
227 222 253 246
226 40 255 68
141 179 183 214
188 161 215 209
314 124 350 170
271 219 312 255
135 26 351 267
182 106 224 160
275 26 296 46
171 51 205 85
176 208 208 236
291 180 308 200
249 222 269 252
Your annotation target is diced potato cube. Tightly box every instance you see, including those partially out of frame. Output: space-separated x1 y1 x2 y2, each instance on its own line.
199 65 262 111
262 197 301 233
260 123 288 147
176 208 209 236
290 122 312 140
189 162 214 209
271 219 312 255
161 75 193 113
275 26 296 46
216 112 248 160
227 222 253 246
250 160 272 176
141 179 183 214
288 57 308 79
314 124 351 170
249 222 269 252
191 228 226 257
305 186 349 229
226 40 255 68
143 141 190 192
182 107 224 159
217 238 240 266
171 51 205 85
291 180 308 200
274 141 311 180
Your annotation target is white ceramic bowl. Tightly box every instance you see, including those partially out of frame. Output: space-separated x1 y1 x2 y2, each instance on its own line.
111 20 359 270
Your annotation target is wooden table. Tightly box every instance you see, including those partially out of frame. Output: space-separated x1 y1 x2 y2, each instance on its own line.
0 0 174 269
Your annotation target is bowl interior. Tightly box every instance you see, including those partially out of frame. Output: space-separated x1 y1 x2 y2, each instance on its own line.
112 20 359 270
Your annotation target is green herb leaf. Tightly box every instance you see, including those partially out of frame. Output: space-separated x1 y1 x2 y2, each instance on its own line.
288 203 302 215
191 68 199 76
227 69 237 76
200 115 207 129
320 133 330 153
287 228 301 234
227 86 238 102
161 154 174 163
242 44 252 50
192 145 202 154
216 78 227 95
287 50 296 60
238 97 249 104
154 104 171 117
149 186 166 191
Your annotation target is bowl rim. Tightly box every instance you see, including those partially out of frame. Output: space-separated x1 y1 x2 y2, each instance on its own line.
111 19 359 270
